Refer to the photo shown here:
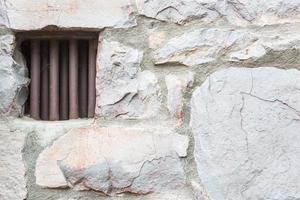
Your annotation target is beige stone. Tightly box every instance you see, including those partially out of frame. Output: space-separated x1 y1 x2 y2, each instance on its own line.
35 127 188 195
5 0 136 30
165 75 184 122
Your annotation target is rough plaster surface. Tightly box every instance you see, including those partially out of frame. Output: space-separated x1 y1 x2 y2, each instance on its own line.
35 127 188 195
191 67 300 199
0 120 27 200
96 39 161 119
4 0 136 30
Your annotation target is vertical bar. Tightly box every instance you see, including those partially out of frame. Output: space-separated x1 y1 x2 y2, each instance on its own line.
59 41 69 120
88 39 97 118
40 41 49 120
69 39 79 119
78 40 88 118
49 40 59 121
30 40 40 120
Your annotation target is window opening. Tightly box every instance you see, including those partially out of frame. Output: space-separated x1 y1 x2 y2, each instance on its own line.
18 31 98 121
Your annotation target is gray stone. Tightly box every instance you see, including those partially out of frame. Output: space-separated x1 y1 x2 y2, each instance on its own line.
0 30 28 116
191 67 300 199
137 0 300 26
0 121 27 200
219 0 300 26
5 0 136 30
137 0 219 24
155 26 300 66
154 28 254 66
0 1 9 27
35 127 188 195
95 39 161 119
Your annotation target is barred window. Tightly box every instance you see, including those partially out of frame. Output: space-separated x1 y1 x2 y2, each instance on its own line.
19 32 98 120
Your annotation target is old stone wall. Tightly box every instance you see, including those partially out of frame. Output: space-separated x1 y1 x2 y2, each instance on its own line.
1 0 300 199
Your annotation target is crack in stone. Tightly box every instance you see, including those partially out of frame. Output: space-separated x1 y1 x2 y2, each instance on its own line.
239 94 249 153
240 169 263 198
228 0 255 23
239 72 254 154
241 92 300 117
155 5 182 19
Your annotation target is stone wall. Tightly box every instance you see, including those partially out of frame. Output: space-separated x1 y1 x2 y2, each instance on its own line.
1 0 300 199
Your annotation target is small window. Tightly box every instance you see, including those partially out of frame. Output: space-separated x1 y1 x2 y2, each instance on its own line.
18 31 98 120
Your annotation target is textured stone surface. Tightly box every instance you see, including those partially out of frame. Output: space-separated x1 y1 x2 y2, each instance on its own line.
0 1 9 27
191 67 300 199
35 127 188 195
137 0 219 24
55 188 194 200
155 26 300 66
0 121 27 200
137 0 300 26
154 28 254 66
165 75 184 121
11 118 93 147
0 29 28 115
5 0 136 30
165 72 194 122
96 39 161 119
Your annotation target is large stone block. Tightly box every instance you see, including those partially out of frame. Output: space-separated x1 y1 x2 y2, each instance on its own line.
191 67 300 199
155 26 300 66
136 0 219 25
154 28 254 66
137 0 300 26
5 0 136 30
0 29 28 116
35 127 188 195
96 39 161 119
0 121 27 200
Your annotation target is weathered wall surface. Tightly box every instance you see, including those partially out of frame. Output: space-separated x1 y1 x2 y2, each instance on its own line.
1 0 300 199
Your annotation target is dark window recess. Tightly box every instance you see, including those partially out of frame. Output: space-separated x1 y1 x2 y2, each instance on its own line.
20 32 98 121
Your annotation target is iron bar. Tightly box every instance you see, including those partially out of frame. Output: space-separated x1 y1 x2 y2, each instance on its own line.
30 40 40 120
40 41 49 120
88 39 97 118
59 41 69 120
69 39 79 119
79 40 88 118
49 39 60 121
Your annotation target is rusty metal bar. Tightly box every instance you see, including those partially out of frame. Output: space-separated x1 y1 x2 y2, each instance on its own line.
49 40 60 121
59 41 69 120
78 40 88 118
69 39 79 119
40 41 49 120
88 39 97 118
30 40 40 120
